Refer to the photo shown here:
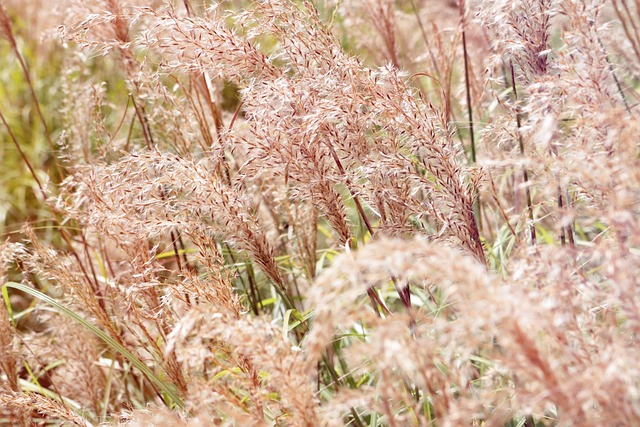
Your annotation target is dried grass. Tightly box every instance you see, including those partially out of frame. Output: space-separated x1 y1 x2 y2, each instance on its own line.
1 0 640 425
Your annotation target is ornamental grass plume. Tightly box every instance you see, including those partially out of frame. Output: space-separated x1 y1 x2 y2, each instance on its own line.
1 0 640 425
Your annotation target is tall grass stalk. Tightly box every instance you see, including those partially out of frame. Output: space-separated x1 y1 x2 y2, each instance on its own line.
1 0 640 425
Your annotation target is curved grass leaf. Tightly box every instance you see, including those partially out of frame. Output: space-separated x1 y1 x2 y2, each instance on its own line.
2 282 184 409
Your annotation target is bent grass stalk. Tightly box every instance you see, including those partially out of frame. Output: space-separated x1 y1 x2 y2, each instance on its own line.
2 282 185 410
1 0 640 425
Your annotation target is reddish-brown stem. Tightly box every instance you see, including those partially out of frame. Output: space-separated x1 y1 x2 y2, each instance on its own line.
510 62 537 245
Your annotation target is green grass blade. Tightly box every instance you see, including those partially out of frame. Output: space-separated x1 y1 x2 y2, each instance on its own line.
2 282 184 409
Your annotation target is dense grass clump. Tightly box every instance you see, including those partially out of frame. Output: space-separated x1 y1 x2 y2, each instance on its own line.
2 0 640 425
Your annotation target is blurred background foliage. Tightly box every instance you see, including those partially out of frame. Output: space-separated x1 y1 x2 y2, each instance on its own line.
0 8 62 243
